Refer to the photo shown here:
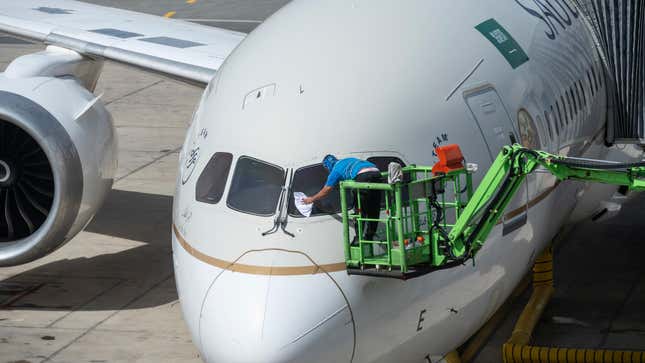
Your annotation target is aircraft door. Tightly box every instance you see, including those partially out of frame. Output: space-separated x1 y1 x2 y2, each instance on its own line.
464 86 518 157
464 85 528 235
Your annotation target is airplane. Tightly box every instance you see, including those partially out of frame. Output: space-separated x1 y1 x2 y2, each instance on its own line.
0 0 641 362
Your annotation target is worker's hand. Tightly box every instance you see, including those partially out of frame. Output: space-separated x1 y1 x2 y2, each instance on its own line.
302 197 314 204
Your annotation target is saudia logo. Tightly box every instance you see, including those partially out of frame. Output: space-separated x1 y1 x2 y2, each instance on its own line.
515 0 579 40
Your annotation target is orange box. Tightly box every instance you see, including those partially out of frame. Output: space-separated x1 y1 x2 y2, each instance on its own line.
432 144 465 174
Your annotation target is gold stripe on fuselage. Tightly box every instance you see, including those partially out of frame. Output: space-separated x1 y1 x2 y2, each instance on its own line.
173 183 558 276
173 224 347 275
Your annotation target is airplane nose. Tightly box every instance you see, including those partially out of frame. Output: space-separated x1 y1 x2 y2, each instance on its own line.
198 250 355 363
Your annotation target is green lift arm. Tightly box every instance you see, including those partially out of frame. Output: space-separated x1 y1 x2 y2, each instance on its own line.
340 144 645 279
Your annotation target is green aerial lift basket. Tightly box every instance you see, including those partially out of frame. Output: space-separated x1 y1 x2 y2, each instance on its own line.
340 163 474 279
339 143 645 280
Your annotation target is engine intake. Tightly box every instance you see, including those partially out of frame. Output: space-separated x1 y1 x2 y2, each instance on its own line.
0 121 55 241
0 47 116 266
0 90 89 266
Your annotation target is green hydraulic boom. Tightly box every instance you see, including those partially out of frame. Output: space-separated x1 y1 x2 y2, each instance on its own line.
340 144 645 279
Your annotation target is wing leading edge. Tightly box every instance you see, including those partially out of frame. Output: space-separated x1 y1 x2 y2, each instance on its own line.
0 0 247 86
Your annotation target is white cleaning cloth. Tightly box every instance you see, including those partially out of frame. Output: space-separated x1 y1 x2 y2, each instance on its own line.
294 192 313 217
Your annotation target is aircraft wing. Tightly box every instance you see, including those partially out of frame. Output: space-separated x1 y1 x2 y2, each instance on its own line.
0 0 246 86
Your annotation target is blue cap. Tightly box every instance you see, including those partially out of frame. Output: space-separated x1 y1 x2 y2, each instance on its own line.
323 154 337 171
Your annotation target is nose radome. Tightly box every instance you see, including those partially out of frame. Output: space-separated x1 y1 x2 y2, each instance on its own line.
198 250 355 363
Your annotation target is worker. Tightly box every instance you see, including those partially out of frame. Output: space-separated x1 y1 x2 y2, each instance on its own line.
303 155 382 242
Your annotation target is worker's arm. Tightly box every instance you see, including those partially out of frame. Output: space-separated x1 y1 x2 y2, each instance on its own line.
303 186 333 204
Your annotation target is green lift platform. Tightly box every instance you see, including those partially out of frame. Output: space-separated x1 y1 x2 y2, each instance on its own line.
340 144 645 279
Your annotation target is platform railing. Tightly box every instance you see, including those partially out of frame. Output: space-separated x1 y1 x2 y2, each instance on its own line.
340 166 473 277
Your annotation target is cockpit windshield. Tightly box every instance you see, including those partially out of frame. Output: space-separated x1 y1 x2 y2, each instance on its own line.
227 156 285 216
220 155 405 219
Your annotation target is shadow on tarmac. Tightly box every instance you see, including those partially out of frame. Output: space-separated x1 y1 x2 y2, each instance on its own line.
87 189 173 245
0 189 177 311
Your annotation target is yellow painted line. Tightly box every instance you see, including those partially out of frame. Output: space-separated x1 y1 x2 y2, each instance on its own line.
186 0 197 4
163 11 176 18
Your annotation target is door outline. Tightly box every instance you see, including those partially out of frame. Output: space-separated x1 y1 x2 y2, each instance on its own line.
463 83 519 161
463 84 528 234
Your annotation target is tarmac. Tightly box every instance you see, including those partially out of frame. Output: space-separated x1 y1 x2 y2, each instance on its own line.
0 2 286 362
0 1 644 362
0 35 204 363
475 194 645 362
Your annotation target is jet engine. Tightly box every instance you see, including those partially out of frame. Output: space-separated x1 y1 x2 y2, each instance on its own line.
0 46 117 266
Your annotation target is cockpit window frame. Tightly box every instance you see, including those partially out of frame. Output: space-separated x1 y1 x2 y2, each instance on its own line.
226 155 286 217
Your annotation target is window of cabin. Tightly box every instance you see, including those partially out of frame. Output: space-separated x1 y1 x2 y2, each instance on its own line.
227 156 285 216
196 152 233 204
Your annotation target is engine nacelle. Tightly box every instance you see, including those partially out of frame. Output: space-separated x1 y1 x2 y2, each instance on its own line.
0 47 116 266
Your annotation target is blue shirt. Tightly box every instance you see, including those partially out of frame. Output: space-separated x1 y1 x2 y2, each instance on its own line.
325 158 377 187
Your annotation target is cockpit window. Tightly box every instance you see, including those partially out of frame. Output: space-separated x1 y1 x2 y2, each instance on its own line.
367 156 406 171
288 156 406 218
227 156 285 216
288 164 343 217
196 152 233 204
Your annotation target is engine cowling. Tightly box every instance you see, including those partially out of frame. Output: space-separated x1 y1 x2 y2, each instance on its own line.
0 52 116 266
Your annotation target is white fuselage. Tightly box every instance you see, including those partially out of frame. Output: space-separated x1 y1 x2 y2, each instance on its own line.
171 1 640 362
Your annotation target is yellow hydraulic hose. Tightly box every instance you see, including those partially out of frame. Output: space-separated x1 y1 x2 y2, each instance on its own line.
503 345 645 363
444 350 462 363
506 248 555 346
502 247 645 363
